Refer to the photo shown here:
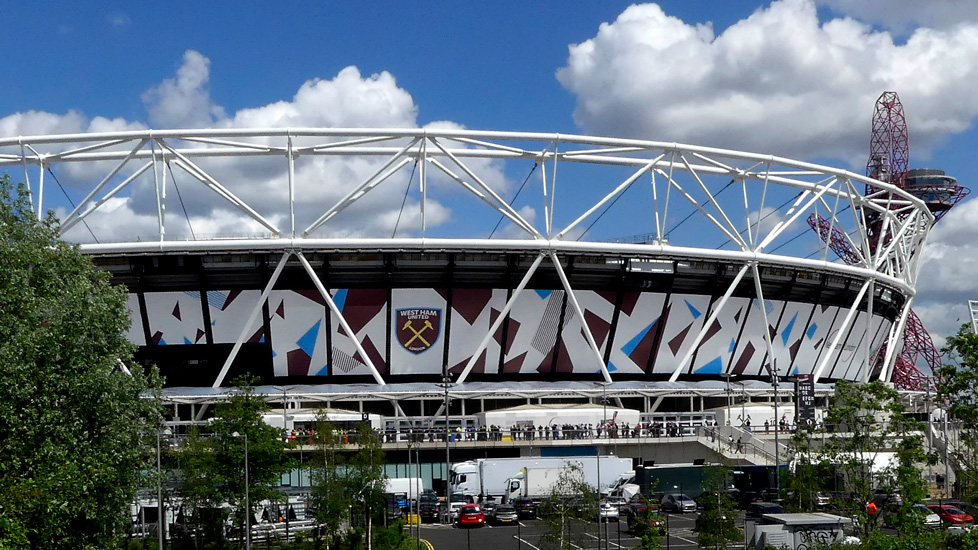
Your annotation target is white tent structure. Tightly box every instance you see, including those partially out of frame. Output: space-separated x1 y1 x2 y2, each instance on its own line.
475 403 640 428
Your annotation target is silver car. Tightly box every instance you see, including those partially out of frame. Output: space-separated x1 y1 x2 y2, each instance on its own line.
661 494 697 513
914 504 942 529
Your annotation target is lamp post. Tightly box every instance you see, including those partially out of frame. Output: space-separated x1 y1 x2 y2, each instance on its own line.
233 431 250 550
156 427 171 550
771 366 780 495
722 373 732 426
441 374 452 524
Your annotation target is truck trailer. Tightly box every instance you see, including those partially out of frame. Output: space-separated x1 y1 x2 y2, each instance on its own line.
451 456 633 500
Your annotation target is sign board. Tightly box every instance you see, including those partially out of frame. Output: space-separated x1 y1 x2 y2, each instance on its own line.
795 375 816 426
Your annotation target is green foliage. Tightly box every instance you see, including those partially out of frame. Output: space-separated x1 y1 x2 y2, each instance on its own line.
307 413 389 549
811 380 927 532
695 465 741 550
538 463 596 550
785 426 834 512
939 323 978 501
0 174 163 549
172 374 293 545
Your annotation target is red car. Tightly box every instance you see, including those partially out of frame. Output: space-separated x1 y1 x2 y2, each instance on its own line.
456 503 486 528
927 504 974 525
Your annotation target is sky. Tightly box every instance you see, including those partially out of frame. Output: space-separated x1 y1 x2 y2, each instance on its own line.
3 0 978 350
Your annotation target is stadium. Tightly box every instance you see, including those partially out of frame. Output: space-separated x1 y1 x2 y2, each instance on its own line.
0 128 934 425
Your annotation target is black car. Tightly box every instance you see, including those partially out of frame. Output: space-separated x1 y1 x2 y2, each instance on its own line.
418 493 441 523
512 498 537 519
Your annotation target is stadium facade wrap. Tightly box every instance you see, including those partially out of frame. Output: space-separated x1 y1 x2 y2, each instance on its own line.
0 129 934 397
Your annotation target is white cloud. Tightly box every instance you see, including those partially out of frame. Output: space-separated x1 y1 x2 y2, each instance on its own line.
557 0 978 166
142 50 226 128
816 0 978 33
2 50 509 243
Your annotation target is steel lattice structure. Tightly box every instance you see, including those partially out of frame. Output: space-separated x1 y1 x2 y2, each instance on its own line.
810 92 969 391
0 128 934 392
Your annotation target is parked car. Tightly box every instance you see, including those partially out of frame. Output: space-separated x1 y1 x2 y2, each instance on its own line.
490 504 518 525
815 492 831 508
604 496 629 513
456 503 486 528
481 500 497 518
746 502 785 519
914 504 942 529
881 504 941 529
418 493 441 523
660 494 697 514
596 501 620 522
449 502 465 522
512 497 537 519
627 506 666 535
927 504 974 525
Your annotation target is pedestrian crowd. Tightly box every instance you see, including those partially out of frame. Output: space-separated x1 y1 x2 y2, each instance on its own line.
283 419 713 444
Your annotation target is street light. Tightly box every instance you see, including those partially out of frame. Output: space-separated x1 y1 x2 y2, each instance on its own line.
441 374 453 524
156 427 172 550
596 381 612 550
722 373 732 427
232 431 250 550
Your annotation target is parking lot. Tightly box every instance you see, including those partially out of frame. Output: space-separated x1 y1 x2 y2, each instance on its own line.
415 511 733 550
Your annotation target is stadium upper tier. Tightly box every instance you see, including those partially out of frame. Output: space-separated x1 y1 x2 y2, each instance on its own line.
0 129 934 387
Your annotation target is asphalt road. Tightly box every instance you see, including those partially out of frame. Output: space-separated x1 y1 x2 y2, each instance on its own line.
413 511 727 550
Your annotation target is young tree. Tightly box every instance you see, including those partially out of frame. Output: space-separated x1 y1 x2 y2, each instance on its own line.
207 375 294 546
346 422 388 546
309 417 352 549
938 323 978 502
785 427 834 512
0 174 162 549
539 463 596 550
695 465 740 550
819 380 927 533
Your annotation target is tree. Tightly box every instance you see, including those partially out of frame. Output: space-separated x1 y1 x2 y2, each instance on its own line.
695 465 740 550
307 416 389 550
817 380 928 533
538 463 596 550
309 418 350 549
204 375 293 546
785 427 835 512
938 323 978 502
345 423 388 546
0 174 162 549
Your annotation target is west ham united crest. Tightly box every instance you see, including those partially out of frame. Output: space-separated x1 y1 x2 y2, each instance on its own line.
396 308 441 354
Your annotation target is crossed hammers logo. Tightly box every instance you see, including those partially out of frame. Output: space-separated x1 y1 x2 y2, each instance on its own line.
402 319 433 347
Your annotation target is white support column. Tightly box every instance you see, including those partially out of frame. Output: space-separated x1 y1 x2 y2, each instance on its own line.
549 251 613 383
455 252 547 383
420 136 427 238
297 252 387 385
669 264 751 382
287 134 296 238
863 281 875 383
750 263 778 376
211 252 292 389
878 298 913 382
812 280 872 384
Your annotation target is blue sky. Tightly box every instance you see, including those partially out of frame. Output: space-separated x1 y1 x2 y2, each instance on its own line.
3 0 978 346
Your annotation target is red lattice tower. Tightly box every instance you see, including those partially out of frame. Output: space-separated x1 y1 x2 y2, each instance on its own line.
807 91 968 391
